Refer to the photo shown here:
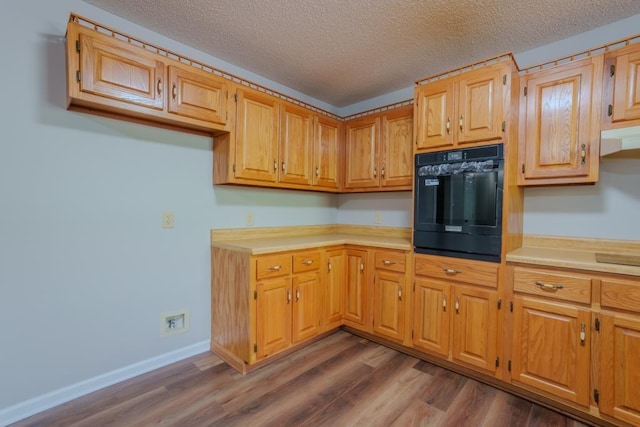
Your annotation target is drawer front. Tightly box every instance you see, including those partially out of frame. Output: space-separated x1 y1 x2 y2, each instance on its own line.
256 254 291 280
374 250 406 273
513 267 591 304
414 254 498 288
601 277 640 313
292 251 321 273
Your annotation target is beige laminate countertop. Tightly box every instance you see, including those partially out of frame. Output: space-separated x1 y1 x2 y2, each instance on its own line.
507 246 640 277
211 233 411 255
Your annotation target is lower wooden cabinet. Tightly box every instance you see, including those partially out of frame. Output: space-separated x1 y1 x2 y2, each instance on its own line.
343 248 370 330
372 249 408 343
413 254 500 375
256 276 292 359
291 271 320 343
323 248 345 331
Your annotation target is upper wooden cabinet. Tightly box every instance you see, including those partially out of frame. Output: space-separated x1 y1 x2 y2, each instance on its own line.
343 106 413 192
279 103 314 186
313 115 342 190
415 61 509 151
67 22 230 133
517 55 603 186
603 43 640 127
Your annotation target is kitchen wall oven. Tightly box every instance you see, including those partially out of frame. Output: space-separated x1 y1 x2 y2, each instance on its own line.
414 144 504 262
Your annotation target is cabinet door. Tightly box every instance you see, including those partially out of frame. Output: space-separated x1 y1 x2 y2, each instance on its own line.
519 56 602 185
415 80 454 150
235 89 279 183
313 116 341 190
256 277 291 359
381 106 413 189
373 271 405 342
600 313 640 425
413 279 450 357
512 296 591 406
78 31 164 110
324 249 344 330
452 285 498 373
292 272 320 344
167 65 227 124
344 117 380 189
612 48 640 123
344 249 368 326
457 66 503 144
280 103 313 186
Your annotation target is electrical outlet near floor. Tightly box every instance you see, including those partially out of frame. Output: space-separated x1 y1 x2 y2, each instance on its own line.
161 310 189 336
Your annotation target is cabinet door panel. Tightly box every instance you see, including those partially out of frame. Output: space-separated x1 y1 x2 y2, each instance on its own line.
324 250 344 329
235 89 279 182
415 81 454 149
381 107 413 188
292 272 320 343
79 32 164 110
256 277 291 359
280 104 313 186
458 68 503 143
512 296 590 406
452 285 497 373
373 271 405 342
612 50 640 122
600 314 640 425
167 65 227 124
344 250 368 325
344 118 380 189
413 279 450 357
314 116 341 189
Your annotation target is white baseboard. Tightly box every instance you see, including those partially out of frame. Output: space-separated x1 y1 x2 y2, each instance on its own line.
0 340 210 427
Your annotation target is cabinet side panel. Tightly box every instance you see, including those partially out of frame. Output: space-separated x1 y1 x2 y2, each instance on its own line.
211 247 251 361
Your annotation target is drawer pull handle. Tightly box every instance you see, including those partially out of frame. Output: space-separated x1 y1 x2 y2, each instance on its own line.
268 265 282 271
382 260 396 265
443 268 461 275
534 281 564 290
580 323 586 346
302 260 314 266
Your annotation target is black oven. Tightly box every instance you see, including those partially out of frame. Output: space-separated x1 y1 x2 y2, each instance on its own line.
413 144 504 263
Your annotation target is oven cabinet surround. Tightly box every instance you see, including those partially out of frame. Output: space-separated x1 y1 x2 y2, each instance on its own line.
603 43 640 128
414 59 515 152
343 105 413 192
507 238 640 427
517 55 604 186
66 21 231 134
413 254 502 376
214 88 343 192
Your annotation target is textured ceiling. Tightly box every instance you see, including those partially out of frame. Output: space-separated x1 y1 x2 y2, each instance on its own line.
83 0 640 108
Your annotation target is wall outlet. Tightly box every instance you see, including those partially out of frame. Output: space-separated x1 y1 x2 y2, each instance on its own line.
246 212 255 226
162 211 175 229
374 212 383 224
161 310 189 336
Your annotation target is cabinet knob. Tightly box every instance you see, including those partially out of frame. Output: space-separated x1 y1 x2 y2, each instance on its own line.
328 262 332 272
381 166 385 178
360 263 364 272
580 144 586 165
287 289 291 303
442 294 447 312
398 286 402 301
157 79 162 95
315 167 319 176
282 162 286 172
172 84 177 100
296 288 300 301
446 118 450 134
580 323 586 346
455 297 460 314
373 168 377 178
273 160 277 171
459 115 463 132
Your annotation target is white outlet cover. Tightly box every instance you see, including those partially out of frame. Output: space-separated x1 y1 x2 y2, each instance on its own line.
161 309 189 336
162 212 175 229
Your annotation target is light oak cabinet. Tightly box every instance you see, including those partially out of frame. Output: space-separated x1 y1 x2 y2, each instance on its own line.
517 55 603 186
413 254 501 375
510 266 592 407
313 116 342 190
343 248 371 331
291 251 321 343
343 106 413 192
599 277 640 425
67 22 230 133
415 62 508 151
256 275 292 359
279 103 314 186
322 248 345 331
606 44 640 126
372 250 409 343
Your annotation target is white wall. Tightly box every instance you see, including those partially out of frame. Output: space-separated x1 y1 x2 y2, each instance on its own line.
337 192 413 227
0 0 337 418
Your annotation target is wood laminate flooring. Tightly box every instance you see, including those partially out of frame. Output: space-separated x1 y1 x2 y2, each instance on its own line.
13 331 589 427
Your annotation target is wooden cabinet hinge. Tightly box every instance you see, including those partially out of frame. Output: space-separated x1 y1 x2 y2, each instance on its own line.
233 93 238 102
76 70 81 83
495 357 500 367
610 64 615 77
253 290 257 300
510 301 513 312
523 87 527 97
75 40 80 53
608 104 613 117
594 389 600 403
254 344 257 353
508 360 511 372
232 163 236 173
595 317 600 332
502 74 507 85
521 164 525 174
497 299 502 310
501 121 505 132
